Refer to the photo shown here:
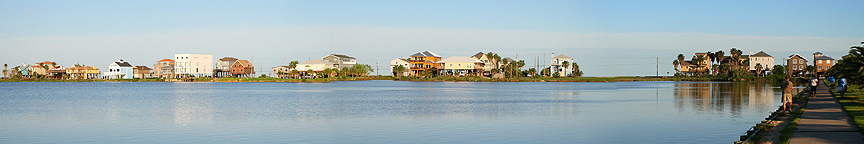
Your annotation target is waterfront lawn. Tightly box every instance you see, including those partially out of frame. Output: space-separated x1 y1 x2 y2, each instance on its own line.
833 85 864 135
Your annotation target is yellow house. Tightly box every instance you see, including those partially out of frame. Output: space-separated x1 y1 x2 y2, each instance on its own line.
66 66 100 79
439 56 484 76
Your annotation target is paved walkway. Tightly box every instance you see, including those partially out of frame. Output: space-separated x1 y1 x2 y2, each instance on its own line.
790 82 864 144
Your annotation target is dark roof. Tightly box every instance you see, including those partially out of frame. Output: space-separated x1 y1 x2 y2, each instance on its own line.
751 51 772 57
327 54 356 59
219 57 238 61
815 56 834 60
472 52 485 58
680 61 695 66
115 61 132 67
813 52 823 55
133 66 152 70
410 51 441 57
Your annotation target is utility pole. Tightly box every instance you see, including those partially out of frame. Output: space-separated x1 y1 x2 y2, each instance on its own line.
376 60 379 76
656 57 659 77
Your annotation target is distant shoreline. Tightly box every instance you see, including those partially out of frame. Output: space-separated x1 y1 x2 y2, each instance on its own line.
0 76 740 83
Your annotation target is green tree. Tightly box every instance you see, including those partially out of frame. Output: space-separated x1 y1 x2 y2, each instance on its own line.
486 52 501 73
755 63 763 76
572 62 582 77
541 67 551 77
3 63 7 78
672 59 680 73
561 61 570 77
392 65 407 77
306 69 314 78
289 61 299 69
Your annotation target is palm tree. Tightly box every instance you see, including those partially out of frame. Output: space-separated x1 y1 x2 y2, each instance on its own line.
677 54 685 62
486 52 501 73
571 62 581 77
288 61 299 69
3 63 6 78
672 59 680 73
755 63 763 76
715 50 725 74
561 61 570 77
694 55 705 74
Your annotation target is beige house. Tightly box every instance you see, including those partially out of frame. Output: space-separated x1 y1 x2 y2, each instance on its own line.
439 56 484 76
132 66 153 78
272 66 293 78
390 58 410 76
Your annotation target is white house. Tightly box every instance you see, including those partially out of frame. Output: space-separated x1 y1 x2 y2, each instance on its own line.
390 58 410 76
295 59 333 72
322 54 357 69
550 54 574 77
214 57 238 77
748 51 774 74
470 52 498 73
104 59 133 79
174 54 213 78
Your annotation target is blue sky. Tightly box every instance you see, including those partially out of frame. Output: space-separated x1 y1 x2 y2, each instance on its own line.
1 0 863 76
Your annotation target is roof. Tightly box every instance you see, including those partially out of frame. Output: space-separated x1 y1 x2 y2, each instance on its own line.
503 57 515 62
299 59 331 65
471 52 485 59
813 52 823 55
789 54 806 60
68 66 98 70
751 51 772 57
815 56 835 60
439 56 482 63
219 57 238 61
326 53 356 59
114 61 132 67
132 66 152 70
680 61 696 66
552 54 572 59
392 58 409 63
39 61 53 65
233 60 253 67
410 51 442 57
157 59 174 62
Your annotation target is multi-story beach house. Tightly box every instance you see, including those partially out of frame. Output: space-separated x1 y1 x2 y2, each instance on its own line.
389 58 410 76
550 54 574 77
215 57 238 77
322 54 356 69
174 54 213 78
748 51 774 75
230 60 254 77
295 60 333 77
66 65 100 79
813 52 835 76
409 51 442 76
132 66 153 78
439 56 484 76
154 59 174 78
470 52 499 76
104 60 134 79
787 54 808 77
272 66 293 78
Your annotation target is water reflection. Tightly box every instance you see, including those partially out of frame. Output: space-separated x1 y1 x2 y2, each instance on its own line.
673 82 798 116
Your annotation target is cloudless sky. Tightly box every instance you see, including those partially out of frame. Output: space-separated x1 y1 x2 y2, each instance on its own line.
1 0 863 76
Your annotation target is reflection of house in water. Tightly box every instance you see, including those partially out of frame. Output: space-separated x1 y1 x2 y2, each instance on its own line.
674 82 778 115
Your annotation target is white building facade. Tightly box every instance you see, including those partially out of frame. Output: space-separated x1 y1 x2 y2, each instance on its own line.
550 54 574 77
748 51 774 74
174 54 213 78
390 58 410 76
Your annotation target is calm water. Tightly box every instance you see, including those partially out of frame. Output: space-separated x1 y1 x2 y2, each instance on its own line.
0 81 795 143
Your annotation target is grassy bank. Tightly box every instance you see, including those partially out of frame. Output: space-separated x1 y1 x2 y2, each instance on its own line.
832 85 864 135
391 76 724 82
0 78 166 82
0 75 777 83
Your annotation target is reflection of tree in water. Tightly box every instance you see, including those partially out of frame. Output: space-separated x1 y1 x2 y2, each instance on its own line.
674 82 776 116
